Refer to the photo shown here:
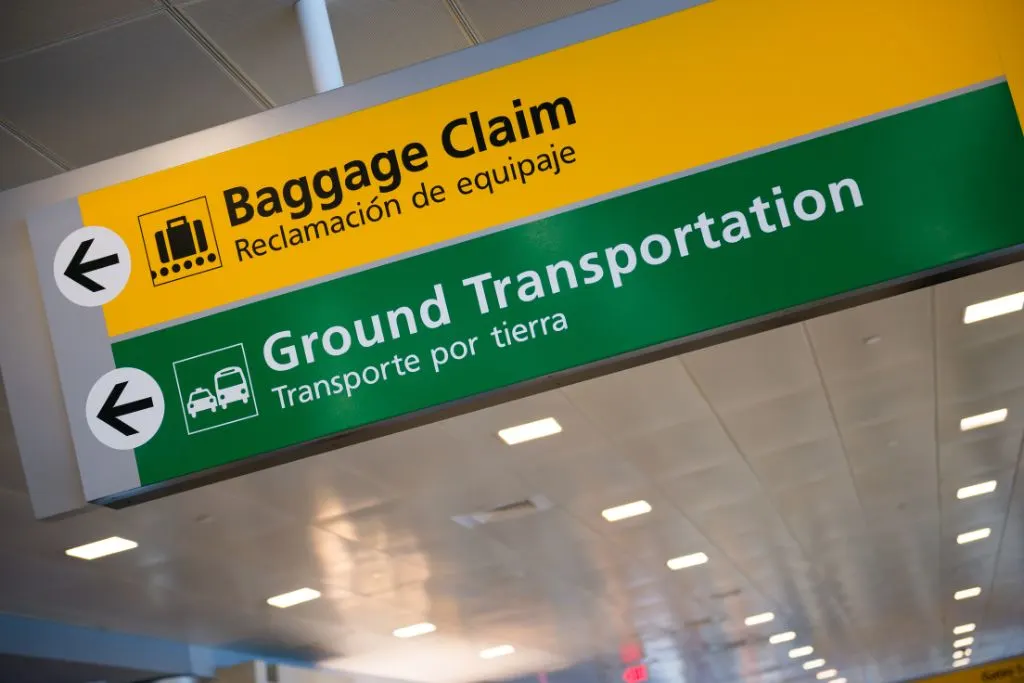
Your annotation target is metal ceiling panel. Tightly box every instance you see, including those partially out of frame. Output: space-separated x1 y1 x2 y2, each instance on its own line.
0 0 157 60
0 12 260 168
180 0 315 106
0 128 61 192
457 0 616 41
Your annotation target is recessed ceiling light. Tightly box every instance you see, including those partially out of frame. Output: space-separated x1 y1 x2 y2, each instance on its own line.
803 659 826 670
770 631 797 644
964 648 973 656
957 528 991 545
963 292 1024 324
817 669 838 680
833 678 847 683
954 587 982 600
960 409 1008 432
953 637 974 648
667 552 709 570
744 612 775 626
957 481 997 500
602 500 652 522
953 650 965 660
789 646 815 658
498 417 561 445
65 537 138 560
953 623 976 635
479 645 515 659
393 622 436 638
266 587 320 608
954 659 970 668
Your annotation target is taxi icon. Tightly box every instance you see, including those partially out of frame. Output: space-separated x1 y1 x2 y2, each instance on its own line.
187 387 217 418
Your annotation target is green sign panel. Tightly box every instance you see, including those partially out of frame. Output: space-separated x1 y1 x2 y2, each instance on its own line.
105 82 1024 491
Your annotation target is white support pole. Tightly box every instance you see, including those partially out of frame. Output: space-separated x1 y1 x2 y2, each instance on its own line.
296 0 344 93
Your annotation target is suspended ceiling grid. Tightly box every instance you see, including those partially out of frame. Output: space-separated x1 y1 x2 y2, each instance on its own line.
0 261 1021 683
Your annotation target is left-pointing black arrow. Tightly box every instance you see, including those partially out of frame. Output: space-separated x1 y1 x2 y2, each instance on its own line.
97 380 154 437
63 238 120 293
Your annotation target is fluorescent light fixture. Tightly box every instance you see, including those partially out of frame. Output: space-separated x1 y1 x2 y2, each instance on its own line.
498 417 562 445
480 645 515 659
964 648 973 656
963 292 1024 324
954 587 982 601
789 646 815 658
954 659 970 668
65 537 137 560
957 481 997 500
667 552 709 570
770 631 797 644
266 587 320 608
392 622 436 638
953 623 976 635
960 409 1008 432
957 528 991 545
803 659 826 670
602 500 652 522
817 669 838 680
953 637 974 648
833 679 848 683
953 651 965 660
744 612 775 626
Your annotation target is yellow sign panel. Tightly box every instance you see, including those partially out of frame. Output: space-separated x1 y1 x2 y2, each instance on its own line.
921 657 1024 683
79 0 1020 337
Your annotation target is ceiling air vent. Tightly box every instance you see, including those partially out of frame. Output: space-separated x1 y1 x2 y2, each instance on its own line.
452 495 553 528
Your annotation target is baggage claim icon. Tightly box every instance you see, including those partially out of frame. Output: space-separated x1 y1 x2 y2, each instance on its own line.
137 197 222 286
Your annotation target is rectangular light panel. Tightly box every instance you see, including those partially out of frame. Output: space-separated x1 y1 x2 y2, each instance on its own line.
954 587 982 600
393 622 436 638
963 292 1024 324
65 537 138 560
960 409 1008 432
770 631 796 644
954 637 974 648
789 646 815 658
498 417 562 445
667 552 709 570
957 481 997 500
480 645 515 659
817 669 838 680
602 500 652 522
953 623 976 635
266 587 320 608
954 659 970 668
957 528 991 545
803 659 826 670
744 612 775 626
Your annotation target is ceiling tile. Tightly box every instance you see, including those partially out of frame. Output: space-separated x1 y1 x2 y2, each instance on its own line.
0 12 260 167
0 127 62 191
0 0 157 60
181 0 313 106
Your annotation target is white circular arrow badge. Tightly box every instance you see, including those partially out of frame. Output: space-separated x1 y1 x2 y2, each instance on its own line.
53 226 131 307
86 368 165 450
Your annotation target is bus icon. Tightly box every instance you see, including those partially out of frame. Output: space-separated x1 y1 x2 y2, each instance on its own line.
138 197 222 286
214 366 250 408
